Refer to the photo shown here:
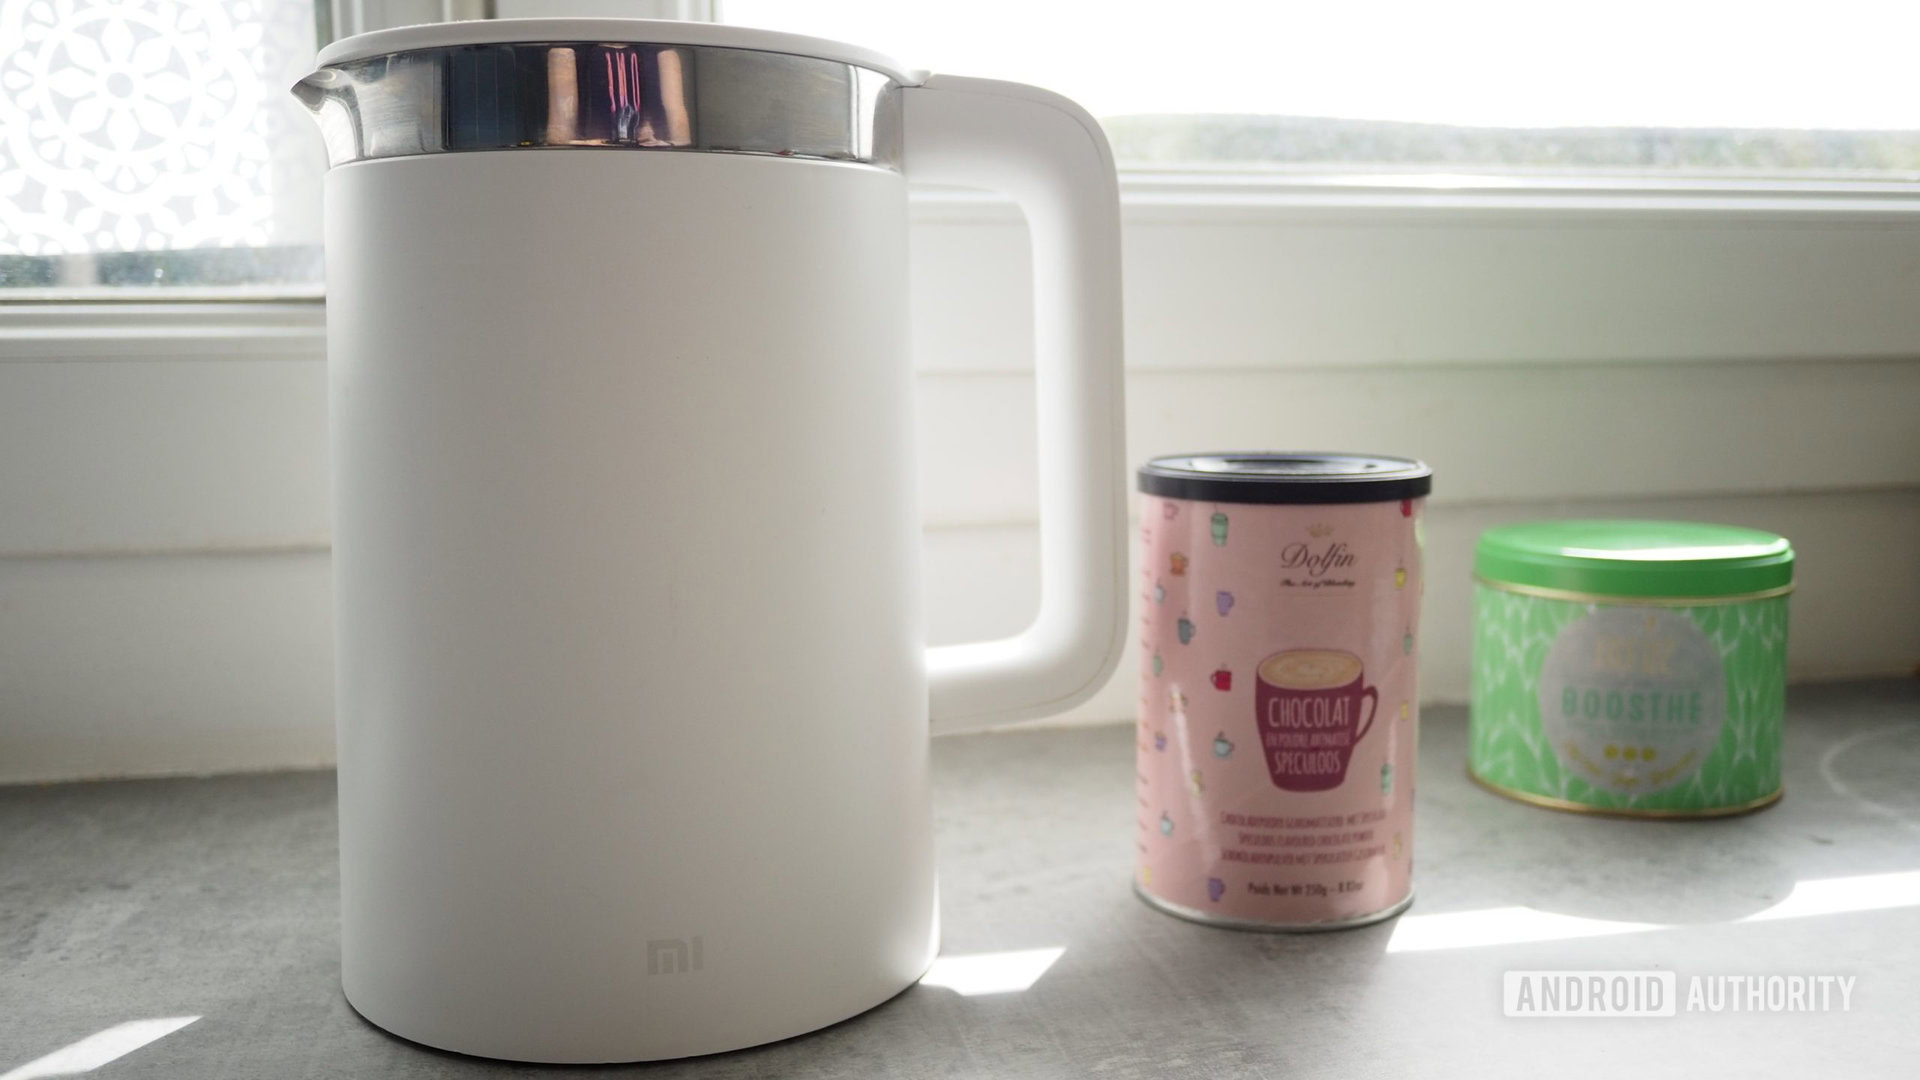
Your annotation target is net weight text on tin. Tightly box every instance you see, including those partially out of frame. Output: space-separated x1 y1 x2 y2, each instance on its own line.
1246 880 1367 899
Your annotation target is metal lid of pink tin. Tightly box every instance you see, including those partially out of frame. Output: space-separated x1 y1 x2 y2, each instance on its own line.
1138 452 1431 505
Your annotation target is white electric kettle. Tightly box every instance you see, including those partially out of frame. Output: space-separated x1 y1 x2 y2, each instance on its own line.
295 18 1125 1064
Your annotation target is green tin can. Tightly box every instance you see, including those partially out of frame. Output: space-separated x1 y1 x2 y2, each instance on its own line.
1469 520 1794 818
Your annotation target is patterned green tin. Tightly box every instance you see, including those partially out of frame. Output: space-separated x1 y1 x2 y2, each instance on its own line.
1469 521 1794 818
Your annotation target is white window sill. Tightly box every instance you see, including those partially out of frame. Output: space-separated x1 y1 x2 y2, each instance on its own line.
928 170 1920 222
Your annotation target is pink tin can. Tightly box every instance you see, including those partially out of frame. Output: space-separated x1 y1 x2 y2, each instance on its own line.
1135 453 1432 930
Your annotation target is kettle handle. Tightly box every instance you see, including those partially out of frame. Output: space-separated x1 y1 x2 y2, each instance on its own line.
904 76 1129 734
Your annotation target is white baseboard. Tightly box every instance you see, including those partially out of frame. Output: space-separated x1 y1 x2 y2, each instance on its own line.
0 551 335 784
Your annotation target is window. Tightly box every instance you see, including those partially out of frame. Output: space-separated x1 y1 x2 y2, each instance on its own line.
724 0 1920 178
7 1 1916 299
0 0 325 296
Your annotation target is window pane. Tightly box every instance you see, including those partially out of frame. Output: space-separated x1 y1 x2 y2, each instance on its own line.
723 0 1920 178
0 0 326 297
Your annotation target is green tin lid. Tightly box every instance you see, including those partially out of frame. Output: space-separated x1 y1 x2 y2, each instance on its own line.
1475 520 1794 600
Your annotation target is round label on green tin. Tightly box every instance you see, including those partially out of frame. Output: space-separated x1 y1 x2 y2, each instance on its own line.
1536 608 1726 796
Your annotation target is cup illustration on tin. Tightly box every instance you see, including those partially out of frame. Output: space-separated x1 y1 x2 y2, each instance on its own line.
1253 649 1379 792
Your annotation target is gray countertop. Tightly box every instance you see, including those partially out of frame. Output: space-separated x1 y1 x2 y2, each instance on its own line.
4 680 1918 1079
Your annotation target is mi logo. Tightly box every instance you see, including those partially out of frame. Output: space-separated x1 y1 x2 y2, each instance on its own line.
646 936 704 975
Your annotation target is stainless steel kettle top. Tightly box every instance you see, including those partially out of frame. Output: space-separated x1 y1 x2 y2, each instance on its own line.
295 18 915 169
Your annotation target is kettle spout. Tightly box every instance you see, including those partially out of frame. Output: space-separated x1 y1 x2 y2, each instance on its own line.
291 68 345 112
290 68 358 168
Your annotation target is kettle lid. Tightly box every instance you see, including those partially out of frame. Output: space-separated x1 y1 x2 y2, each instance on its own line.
297 18 920 170
316 17 920 83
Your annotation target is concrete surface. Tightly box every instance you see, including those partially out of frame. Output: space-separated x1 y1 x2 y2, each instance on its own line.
4 680 1918 1079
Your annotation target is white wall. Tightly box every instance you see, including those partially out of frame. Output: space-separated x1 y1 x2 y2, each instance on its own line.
930 491 1920 725
2 186 1917 782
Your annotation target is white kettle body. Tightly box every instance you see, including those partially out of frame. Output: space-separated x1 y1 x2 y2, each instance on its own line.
298 19 1126 1063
